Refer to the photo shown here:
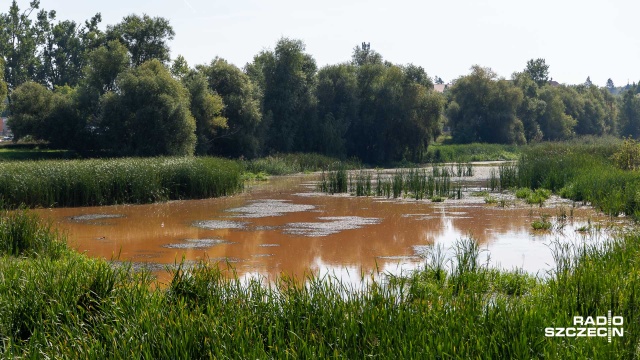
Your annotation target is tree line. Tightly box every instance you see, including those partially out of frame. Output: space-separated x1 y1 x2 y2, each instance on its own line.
1 1 639 163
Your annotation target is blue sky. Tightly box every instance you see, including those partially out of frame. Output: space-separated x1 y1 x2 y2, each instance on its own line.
24 0 640 86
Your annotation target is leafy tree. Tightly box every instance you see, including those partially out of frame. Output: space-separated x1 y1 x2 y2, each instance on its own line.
7 81 87 148
106 14 174 66
75 40 130 136
347 61 444 163
316 63 359 157
448 66 525 144
83 40 130 93
618 90 640 138
99 59 195 156
247 38 317 153
402 64 433 89
524 58 549 87
512 71 544 142
181 70 227 155
0 1 42 89
434 76 444 85
536 86 576 140
584 76 593 87
199 58 262 158
37 13 103 88
170 55 189 79
606 78 614 90
351 42 383 66
7 81 52 139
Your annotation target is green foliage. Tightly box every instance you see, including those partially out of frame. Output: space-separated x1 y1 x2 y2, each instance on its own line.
83 40 130 93
515 187 532 199
319 163 348 194
106 14 174 66
245 153 354 175
248 37 317 154
0 1 102 90
322 166 460 200
612 138 640 170
535 86 577 140
0 209 65 257
524 58 549 86
516 138 640 219
425 142 521 162
0 157 243 208
448 66 526 144
525 189 551 206
181 70 227 155
618 89 640 139
484 195 497 204
498 163 518 189
315 64 358 157
198 58 262 158
347 60 444 163
0 59 6 110
170 55 190 79
7 81 53 140
531 215 552 230
100 59 196 156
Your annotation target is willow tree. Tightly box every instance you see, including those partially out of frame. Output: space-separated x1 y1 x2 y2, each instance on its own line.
99 59 196 156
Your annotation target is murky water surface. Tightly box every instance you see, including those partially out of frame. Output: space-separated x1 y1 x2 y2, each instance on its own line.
36 165 622 284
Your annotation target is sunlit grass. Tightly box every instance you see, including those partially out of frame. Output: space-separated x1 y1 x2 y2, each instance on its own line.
0 157 244 208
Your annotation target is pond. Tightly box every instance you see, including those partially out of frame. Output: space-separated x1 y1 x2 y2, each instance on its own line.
36 164 622 285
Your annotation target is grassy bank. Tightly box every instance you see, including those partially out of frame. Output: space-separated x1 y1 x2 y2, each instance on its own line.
244 153 360 175
516 138 640 219
0 145 75 161
0 157 243 208
424 143 521 163
1 209 638 358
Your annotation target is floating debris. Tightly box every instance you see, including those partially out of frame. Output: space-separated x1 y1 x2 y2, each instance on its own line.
284 216 380 237
258 244 280 247
376 255 421 261
163 239 233 249
192 220 248 230
69 214 125 221
227 199 316 218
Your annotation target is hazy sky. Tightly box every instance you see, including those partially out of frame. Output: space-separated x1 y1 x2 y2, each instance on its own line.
30 0 640 86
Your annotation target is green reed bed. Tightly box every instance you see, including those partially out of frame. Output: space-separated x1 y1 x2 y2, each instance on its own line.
245 153 359 176
0 157 244 208
2 215 639 358
319 163 348 194
517 139 640 220
425 143 521 163
321 165 468 201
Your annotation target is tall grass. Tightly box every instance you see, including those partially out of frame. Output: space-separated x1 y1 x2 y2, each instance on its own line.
1 207 639 357
319 163 348 194
0 157 244 208
321 165 466 201
0 209 66 258
424 143 521 163
245 153 360 175
517 139 640 219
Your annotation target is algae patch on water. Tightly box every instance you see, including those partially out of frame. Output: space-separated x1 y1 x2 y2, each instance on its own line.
284 216 381 237
192 220 249 230
163 239 234 249
227 199 316 218
69 214 125 221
